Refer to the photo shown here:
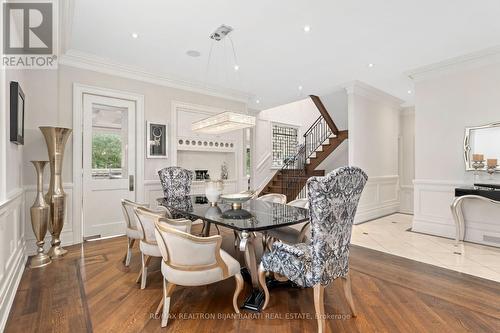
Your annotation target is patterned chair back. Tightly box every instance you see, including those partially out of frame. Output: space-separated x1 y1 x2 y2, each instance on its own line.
307 166 368 285
158 167 194 197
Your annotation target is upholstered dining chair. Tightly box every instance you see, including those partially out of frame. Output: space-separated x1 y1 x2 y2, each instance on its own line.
258 166 368 333
154 221 244 328
256 193 288 250
134 206 192 289
158 167 205 232
121 199 150 267
265 198 311 247
158 166 193 198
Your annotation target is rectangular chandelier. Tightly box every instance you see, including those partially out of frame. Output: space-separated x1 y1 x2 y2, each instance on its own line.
192 112 256 134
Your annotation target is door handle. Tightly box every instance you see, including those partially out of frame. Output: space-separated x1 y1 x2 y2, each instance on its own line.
129 175 134 191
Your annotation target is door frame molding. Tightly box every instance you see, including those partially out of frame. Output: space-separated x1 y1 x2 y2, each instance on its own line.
73 83 145 243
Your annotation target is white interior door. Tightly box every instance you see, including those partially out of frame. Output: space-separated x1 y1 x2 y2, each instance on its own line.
82 94 136 239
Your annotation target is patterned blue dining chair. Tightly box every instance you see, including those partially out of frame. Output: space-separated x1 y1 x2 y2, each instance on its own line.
158 167 194 198
258 166 368 333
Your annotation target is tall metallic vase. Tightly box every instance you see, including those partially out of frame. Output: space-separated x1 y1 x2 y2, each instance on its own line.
40 126 72 259
30 161 52 268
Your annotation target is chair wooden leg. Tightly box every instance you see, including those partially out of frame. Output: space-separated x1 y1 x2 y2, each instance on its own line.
135 267 142 283
233 230 240 249
123 238 135 266
233 273 244 314
155 298 163 317
140 254 151 289
342 274 357 317
261 232 268 251
258 263 270 310
161 279 176 328
266 237 276 252
313 284 326 333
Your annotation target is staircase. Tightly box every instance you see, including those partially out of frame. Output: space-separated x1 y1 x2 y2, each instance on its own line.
259 95 348 202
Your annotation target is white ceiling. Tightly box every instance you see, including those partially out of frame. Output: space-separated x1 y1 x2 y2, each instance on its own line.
69 0 500 109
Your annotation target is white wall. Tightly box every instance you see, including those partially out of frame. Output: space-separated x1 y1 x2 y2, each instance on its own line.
412 60 500 246
254 98 320 190
17 64 249 250
317 89 349 171
254 92 350 192
0 4 28 329
399 107 415 214
347 81 402 223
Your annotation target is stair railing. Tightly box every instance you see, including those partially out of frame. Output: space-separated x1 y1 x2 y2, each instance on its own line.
303 116 333 163
280 115 334 200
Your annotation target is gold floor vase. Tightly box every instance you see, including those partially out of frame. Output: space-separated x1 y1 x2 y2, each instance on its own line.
40 126 72 259
29 161 52 268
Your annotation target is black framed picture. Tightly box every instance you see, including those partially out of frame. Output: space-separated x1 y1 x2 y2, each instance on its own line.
10 82 25 145
147 121 167 158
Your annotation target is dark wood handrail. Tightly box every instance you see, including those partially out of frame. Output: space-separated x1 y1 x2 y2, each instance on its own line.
309 95 339 135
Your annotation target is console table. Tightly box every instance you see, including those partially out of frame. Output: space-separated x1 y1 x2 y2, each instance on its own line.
451 184 500 245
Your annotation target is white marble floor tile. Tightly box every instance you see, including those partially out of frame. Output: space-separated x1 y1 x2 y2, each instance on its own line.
351 213 500 283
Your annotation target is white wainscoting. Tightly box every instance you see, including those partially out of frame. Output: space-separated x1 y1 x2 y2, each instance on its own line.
413 179 500 247
413 180 464 239
0 189 27 332
399 185 414 214
23 183 75 255
355 175 400 224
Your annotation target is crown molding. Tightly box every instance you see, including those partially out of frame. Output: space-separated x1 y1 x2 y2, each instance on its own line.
344 80 404 108
407 45 500 82
58 50 252 103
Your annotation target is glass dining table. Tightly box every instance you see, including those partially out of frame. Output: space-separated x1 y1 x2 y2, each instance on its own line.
157 195 309 311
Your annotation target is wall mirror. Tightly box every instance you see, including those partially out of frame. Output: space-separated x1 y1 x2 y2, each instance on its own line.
464 122 500 171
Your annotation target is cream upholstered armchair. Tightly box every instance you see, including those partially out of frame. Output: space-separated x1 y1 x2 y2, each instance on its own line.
258 166 368 333
134 206 192 289
154 221 243 328
121 199 149 266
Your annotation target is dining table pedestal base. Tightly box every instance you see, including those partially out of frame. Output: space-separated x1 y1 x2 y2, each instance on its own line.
241 288 266 312
240 267 300 312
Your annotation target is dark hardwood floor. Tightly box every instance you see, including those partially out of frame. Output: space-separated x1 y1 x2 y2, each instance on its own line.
5 225 500 332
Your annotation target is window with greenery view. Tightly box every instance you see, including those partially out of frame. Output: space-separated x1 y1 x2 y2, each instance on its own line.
92 133 122 169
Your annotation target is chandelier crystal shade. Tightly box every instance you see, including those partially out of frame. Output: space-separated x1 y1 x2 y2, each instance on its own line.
191 112 256 134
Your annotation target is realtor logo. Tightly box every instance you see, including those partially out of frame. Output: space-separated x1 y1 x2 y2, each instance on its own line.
2 0 58 69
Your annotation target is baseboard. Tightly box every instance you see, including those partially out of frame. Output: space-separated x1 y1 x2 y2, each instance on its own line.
411 217 455 239
354 202 399 224
24 231 76 256
0 241 27 332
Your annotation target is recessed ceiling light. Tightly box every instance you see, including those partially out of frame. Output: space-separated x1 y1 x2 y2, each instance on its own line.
131 33 139 39
298 85 303 91
407 90 412 94
368 63 374 68
186 50 201 57
256 99 260 104
303 25 311 32
234 64 239 71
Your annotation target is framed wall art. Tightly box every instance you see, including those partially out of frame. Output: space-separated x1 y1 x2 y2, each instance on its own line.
10 81 25 145
147 121 168 158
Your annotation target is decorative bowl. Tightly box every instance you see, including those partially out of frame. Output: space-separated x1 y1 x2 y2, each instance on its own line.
220 193 253 210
